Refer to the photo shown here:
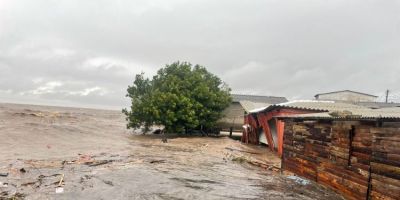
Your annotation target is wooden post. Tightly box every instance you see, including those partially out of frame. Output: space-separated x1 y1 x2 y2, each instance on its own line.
348 126 355 166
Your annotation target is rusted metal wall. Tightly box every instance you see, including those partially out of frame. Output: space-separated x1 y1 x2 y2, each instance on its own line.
282 120 400 200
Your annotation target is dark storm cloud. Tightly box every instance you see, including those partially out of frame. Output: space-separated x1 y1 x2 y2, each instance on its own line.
1 0 400 109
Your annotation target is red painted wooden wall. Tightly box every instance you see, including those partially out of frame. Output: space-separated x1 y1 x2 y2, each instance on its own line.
244 108 317 157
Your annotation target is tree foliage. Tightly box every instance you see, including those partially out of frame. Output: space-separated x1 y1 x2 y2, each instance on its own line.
122 62 231 133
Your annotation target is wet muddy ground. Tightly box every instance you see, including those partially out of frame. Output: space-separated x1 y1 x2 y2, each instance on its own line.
0 103 344 200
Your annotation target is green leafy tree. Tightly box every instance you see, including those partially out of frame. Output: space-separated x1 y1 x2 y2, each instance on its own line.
122 61 231 133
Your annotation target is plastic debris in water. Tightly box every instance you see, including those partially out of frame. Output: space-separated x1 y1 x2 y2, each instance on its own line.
56 187 64 193
0 172 9 177
0 182 8 188
286 175 310 185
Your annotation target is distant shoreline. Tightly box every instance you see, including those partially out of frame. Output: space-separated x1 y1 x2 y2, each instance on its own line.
0 101 123 111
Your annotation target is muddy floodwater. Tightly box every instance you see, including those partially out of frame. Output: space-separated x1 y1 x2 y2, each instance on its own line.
0 103 344 200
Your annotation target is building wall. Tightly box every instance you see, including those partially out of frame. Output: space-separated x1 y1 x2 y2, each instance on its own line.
217 102 245 131
282 120 400 200
316 91 377 102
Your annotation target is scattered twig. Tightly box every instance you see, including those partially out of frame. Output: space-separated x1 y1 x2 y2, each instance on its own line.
58 174 65 187
86 160 113 167
248 160 280 171
149 160 165 164
225 147 261 155
21 181 36 187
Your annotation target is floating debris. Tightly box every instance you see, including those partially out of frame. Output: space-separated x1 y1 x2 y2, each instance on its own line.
19 168 26 173
86 160 113 167
149 160 165 164
287 176 310 185
0 172 8 177
55 187 64 194
0 182 8 188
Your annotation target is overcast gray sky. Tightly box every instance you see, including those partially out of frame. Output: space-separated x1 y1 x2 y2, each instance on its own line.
1 0 399 109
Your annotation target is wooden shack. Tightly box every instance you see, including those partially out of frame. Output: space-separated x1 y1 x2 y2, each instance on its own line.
279 111 400 200
242 101 367 157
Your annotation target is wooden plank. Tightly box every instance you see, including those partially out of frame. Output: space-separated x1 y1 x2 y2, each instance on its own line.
371 128 400 137
372 140 400 154
352 146 372 154
351 151 371 165
319 162 369 181
350 162 370 171
283 157 317 180
371 173 400 187
317 171 367 200
370 191 397 200
370 162 400 180
329 147 350 159
371 154 400 166
371 178 400 199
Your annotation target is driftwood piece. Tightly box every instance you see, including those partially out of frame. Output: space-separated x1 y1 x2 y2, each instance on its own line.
224 147 261 155
86 160 113 167
58 174 64 186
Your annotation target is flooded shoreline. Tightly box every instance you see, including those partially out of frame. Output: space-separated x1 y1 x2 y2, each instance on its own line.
0 103 343 199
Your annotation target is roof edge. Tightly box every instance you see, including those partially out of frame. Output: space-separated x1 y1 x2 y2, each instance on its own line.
232 93 288 99
314 90 378 98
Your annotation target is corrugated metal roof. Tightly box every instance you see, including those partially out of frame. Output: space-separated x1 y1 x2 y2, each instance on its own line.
250 100 367 113
276 106 400 120
249 100 400 120
239 101 271 113
355 102 400 109
232 94 288 104
277 100 366 111
279 113 331 119
250 106 270 113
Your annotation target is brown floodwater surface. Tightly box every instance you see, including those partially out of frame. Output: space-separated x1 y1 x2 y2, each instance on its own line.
0 103 344 199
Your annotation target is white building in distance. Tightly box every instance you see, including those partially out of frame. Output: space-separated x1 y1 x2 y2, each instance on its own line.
315 90 377 102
